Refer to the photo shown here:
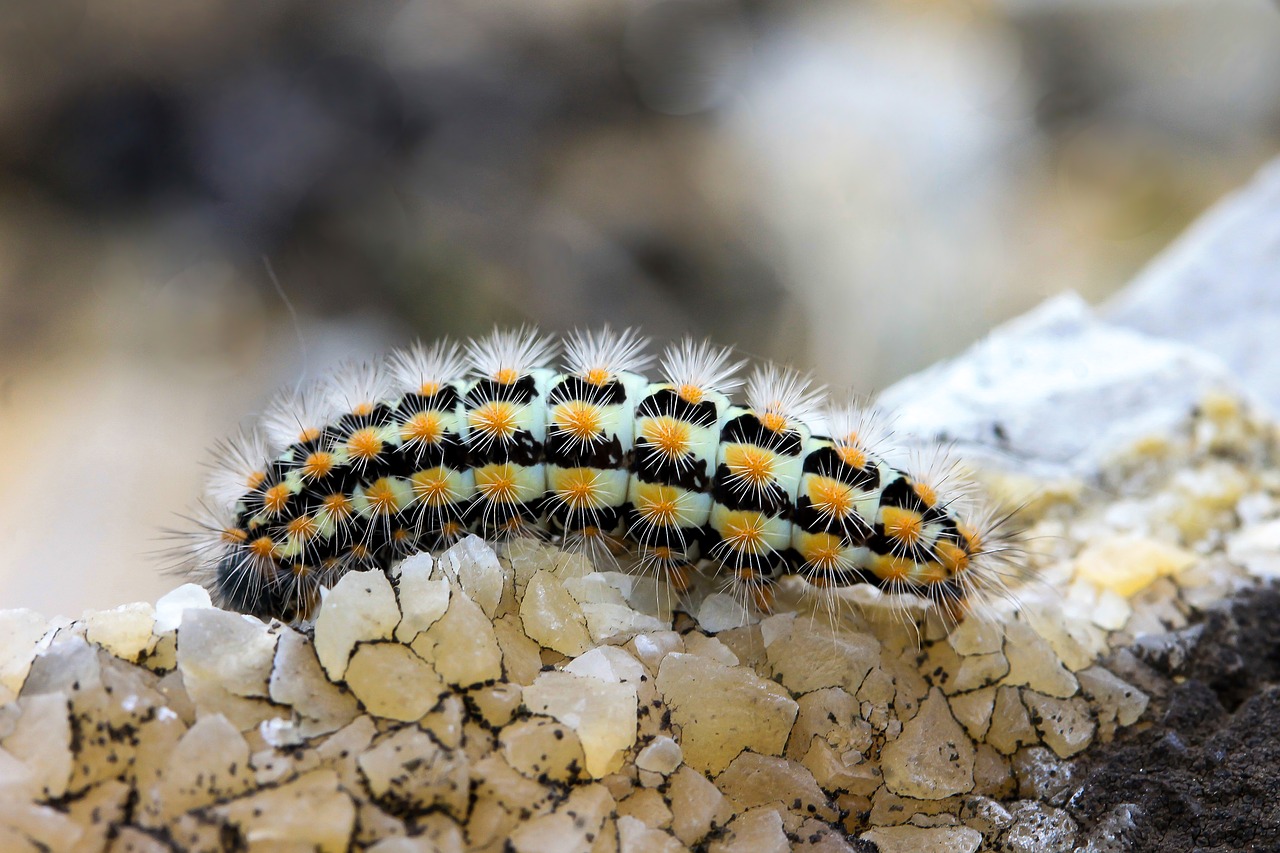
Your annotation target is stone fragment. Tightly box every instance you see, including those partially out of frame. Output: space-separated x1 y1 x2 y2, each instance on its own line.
492 614 544 686
84 602 154 662
500 717 586 783
987 687 1039 756
860 825 983 853
881 687 976 800
715 752 838 822
313 569 400 681
1077 666 1148 729
1000 801 1079 853
1 693 71 799
438 536 507 619
411 584 503 687
394 554 450 643
520 571 594 656
522 671 637 778
64 779 130 853
1021 692 1097 758
176 609 278 730
617 787 673 829
269 628 360 734
696 593 755 633
470 682 523 728
345 642 445 722
210 768 355 852
628 632 683 675
949 687 997 741
707 807 789 853
506 783 614 853
0 799 84 851
617 815 684 853
947 617 1003 656
1074 536 1197 597
1012 746 1079 802
564 646 647 684
656 653 798 775
1001 620 1078 699
0 610 48 701
358 725 469 819
635 736 682 775
145 714 252 823
152 583 213 634
667 765 727 846
951 651 1009 693
762 614 880 695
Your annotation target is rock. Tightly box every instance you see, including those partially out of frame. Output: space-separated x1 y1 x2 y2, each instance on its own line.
881 687 976 799
344 643 445 722
520 571 594 656
411 583 503 687
861 824 983 853
313 570 400 681
522 670 637 778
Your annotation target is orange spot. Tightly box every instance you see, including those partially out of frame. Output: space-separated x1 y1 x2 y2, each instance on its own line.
917 559 950 584
584 367 610 385
475 465 520 505
263 483 291 515
298 426 322 444
346 427 384 462
873 555 915 582
760 411 788 433
349 544 371 561
803 533 845 570
666 563 693 591
420 380 441 396
557 469 602 510
882 507 923 547
248 536 277 561
724 445 776 491
635 486 682 527
440 520 465 539
677 383 705 404
321 493 353 522
392 527 411 544
410 469 456 508
364 478 402 515
245 470 267 491
912 480 938 508
285 515 318 541
352 402 375 416
722 513 768 555
301 451 336 481
495 367 519 384
554 401 603 443
402 411 444 445
809 477 855 521
750 583 775 614
221 528 248 544
470 401 519 442
641 417 692 460
835 442 867 469
936 540 971 576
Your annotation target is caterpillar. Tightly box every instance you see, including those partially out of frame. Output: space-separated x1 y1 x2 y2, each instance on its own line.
181 327 1017 625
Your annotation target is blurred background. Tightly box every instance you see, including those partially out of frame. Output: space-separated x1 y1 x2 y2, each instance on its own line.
1 0 1278 616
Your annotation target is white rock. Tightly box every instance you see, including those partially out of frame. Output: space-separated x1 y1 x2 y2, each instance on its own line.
313 570 400 681
635 736 683 775
523 671 638 778
438 536 507 619
411 583 503 687
84 602 155 662
564 646 646 684
0 610 49 698
153 584 213 634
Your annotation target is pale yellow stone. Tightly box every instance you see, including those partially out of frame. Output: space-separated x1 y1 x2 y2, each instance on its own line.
501 717 586 782
313 569 400 681
507 783 614 853
987 686 1038 755
523 671 637 778
471 682 523 727
1001 620 1078 699
468 754 559 848
617 787 673 829
177 608 278 730
1074 535 1196 597
211 768 355 852
358 726 469 819
682 632 739 666
635 736 682 775
0 799 84 852
152 583 213 634
269 628 360 735
617 815 684 853
707 807 789 853
486 617 538 689
411 583 503 687
344 642 445 722
861 825 983 853
696 593 755 633
949 687 997 741
394 557 450 643
521 571 594 656
627 632 684 675
366 837 436 853
0 610 52 699
1022 691 1097 758
757 612 880 696
1078 666 1149 728
148 714 252 822
667 765 727 846
800 738 882 797
421 695 466 751
1 693 71 799
950 651 1009 693
656 653 798 775
65 779 130 853
715 752 838 822
1023 604 1106 672
947 616 1003 656
881 687 975 799
564 646 647 684
439 536 507 619
315 715 377 791
84 602 155 662
1092 588 1133 631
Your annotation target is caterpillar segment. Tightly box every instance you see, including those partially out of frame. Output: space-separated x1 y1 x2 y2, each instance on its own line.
186 328 1014 625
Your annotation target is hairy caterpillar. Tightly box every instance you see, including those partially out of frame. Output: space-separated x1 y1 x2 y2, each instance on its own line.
180 327 1018 624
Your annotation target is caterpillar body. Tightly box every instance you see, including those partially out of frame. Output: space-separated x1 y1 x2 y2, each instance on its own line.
184 328 1013 624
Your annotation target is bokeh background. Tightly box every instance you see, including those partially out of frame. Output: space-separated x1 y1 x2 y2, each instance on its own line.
2 0 1278 616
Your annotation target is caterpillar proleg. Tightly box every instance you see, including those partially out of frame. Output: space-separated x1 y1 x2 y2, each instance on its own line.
179 327 1020 624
